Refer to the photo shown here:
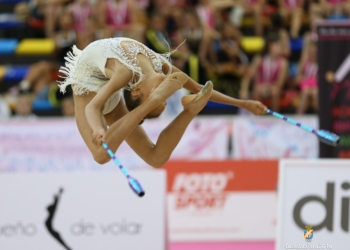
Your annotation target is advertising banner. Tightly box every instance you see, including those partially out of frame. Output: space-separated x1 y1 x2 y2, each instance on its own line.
0 118 228 171
164 160 278 241
318 22 350 158
276 160 350 250
0 170 166 250
233 117 318 159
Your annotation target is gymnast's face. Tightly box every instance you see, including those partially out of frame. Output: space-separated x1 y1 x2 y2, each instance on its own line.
129 74 168 119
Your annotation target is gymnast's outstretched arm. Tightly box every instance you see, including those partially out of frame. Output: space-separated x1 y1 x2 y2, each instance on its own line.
171 65 267 115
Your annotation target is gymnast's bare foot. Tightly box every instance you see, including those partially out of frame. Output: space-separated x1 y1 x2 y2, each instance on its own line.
182 81 213 115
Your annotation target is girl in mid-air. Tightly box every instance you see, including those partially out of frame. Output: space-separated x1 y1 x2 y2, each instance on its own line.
59 37 266 167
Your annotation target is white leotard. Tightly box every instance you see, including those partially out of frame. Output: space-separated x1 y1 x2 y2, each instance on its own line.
58 37 172 114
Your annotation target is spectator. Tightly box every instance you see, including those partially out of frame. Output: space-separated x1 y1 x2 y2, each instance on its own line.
29 0 46 27
212 23 249 98
77 17 108 49
19 61 54 94
136 0 150 9
195 0 216 29
145 11 186 69
12 1 45 39
145 12 172 54
241 34 288 112
295 42 318 114
18 12 74 94
319 0 350 17
96 0 145 41
0 95 11 120
68 0 93 34
177 11 210 85
278 0 304 38
301 12 323 61
13 94 37 120
45 0 67 39
177 10 212 71
268 12 291 57
146 0 182 37
147 0 170 17
55 12 77 65
230 0 265 36
61 97 75 116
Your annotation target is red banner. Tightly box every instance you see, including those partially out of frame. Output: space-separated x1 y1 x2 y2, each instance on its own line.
163 160 278 241
164 160 278 192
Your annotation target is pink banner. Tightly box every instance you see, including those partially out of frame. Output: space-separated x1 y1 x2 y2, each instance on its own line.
0 118 229 171
233 116 318 159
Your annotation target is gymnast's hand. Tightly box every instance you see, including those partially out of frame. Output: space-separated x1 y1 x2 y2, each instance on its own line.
242 100 267 115
92 127 106 146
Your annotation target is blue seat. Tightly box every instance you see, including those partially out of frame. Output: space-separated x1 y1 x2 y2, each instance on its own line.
290 38 303 53
0 39 18 54
328 15 348 21
289 63 298 78
0 14 23 28
3 66 28 82
32 99 54 111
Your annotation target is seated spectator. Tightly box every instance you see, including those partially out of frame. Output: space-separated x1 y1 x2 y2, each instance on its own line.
301 12 323 61
55 12 77 66
12 0 45 39
28 0 46 36
195 0 216 29
212 23 249 98
19 12 75 94
177 10 212 71
44 0 66 39
136 0 150 9
13 94 37 120
145 12 172 54
319 0 350 17
0 95 11 120
278 0 304 38
295 42 318 114
182 44 209 86
77 17 108 49
68 0 93 34
96 0 145 42
147 0 172 16
240 34 288 112
177 13 209 85
19 61 54 94
61 97 75 117
230 0 265 36
268 12 291 57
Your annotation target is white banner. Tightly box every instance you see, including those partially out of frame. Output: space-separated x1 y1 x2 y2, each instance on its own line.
0 170 166 250
233 116 319 159
0 118 228 171
276 160 350 250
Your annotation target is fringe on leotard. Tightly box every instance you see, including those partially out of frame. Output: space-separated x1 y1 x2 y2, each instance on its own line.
58 45 82 94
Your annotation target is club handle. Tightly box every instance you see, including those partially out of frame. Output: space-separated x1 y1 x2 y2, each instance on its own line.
102 142 130 178
266 108 316 134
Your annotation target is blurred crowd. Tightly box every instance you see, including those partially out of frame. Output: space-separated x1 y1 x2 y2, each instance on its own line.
1 0 350 119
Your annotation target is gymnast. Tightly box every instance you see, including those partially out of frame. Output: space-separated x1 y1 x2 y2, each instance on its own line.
59 37 266 167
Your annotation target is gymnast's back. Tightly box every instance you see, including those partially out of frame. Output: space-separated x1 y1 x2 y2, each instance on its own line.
59 37 172 97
